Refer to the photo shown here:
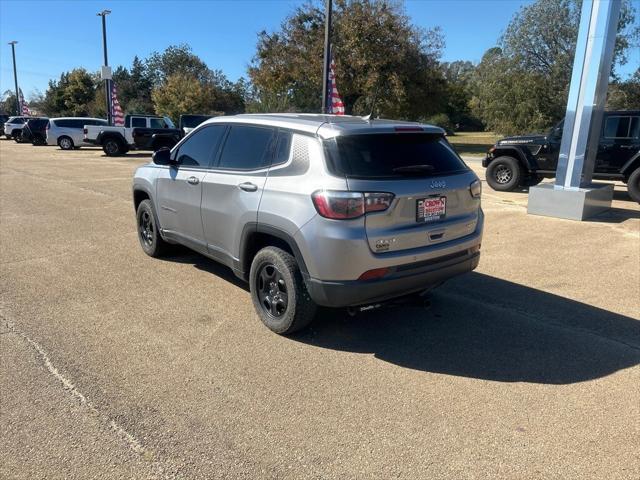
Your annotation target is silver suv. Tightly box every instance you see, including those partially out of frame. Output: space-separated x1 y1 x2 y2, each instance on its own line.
133 114 483 334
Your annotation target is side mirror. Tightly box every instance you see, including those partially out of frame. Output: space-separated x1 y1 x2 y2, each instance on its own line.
152 147 172 165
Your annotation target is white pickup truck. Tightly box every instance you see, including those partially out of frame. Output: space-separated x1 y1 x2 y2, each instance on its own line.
84 114 182 156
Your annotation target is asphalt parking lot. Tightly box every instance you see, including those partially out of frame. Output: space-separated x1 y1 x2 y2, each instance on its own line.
1 140 639 479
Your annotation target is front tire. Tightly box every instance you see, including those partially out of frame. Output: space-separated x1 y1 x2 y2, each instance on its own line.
627 167 640 204
249 247 317 335
103 138 125 156
136 199 169 257
58 136 74 150
486 156 522 191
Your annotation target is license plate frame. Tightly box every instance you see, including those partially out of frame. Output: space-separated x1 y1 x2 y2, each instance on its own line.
416 196 446 223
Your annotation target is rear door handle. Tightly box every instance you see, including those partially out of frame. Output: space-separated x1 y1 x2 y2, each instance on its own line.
238 182 258 192
187 176 199 185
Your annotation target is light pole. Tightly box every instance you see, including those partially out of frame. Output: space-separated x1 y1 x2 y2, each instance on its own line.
97 9 112 125
321 0 332 113
8 41 20 116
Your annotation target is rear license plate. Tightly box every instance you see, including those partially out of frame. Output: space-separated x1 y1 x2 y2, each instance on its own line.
416 196 446 222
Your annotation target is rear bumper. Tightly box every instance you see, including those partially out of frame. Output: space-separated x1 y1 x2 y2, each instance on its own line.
305 248 480 308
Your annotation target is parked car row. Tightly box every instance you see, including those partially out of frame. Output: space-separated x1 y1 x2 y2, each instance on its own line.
1 113 216 155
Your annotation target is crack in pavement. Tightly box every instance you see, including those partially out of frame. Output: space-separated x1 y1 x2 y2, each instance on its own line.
2 315 182 480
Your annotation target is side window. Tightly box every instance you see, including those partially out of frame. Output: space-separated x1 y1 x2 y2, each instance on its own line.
15 118 25 124
149 118 165 129
273 131 292 165
604 116 630 138
57 119 71 128
131 117 146 128
72 119 85 129
97 119 109 126
176 125 226 168
218 125 275 170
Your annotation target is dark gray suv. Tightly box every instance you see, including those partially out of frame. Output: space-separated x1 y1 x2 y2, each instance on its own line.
133 114 484 334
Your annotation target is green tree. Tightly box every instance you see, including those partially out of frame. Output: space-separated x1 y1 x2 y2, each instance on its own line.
249 0 447 119
607 68 640 110
151 72 244 123
112 56 154 114
146 44 210 87
42 69 101 117
472 0 638 135
1 90 18 115
440 61 483 131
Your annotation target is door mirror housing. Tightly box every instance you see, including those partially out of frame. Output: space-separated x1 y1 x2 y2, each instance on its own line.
152 147 173 165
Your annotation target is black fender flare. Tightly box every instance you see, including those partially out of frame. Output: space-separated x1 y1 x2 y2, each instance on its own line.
488 146 537 172
150 133 179 150
132 184 166 239
620 151 640 179
237 223 309 281
97 130 127 147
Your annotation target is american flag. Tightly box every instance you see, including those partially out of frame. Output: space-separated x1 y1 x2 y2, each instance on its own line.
111 83 125 126
327 57 345 115
18 88 31 116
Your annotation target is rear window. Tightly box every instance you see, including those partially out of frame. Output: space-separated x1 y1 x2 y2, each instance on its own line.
324 133 468 179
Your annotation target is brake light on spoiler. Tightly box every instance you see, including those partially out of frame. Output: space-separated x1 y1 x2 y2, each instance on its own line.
394 126 424 132
311 190 394 219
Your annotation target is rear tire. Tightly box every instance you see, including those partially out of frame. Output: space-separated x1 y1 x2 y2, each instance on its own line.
103 138 125 156
486 156 522 191
58 136 74 150
249 247 317 335
627 167 640 204
136 199 169 257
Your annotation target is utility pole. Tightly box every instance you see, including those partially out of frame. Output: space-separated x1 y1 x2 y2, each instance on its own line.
97 10 112 125
321 0 332 114
8 41 20 116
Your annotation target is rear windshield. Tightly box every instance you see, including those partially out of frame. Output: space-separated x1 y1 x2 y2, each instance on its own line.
324 133 468 179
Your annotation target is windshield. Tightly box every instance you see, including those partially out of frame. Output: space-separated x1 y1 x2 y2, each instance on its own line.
324 133 468 179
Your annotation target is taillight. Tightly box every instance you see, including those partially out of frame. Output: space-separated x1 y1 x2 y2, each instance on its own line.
469 179 482 198
364 192 394 212
45 122 50 130
83 128 88 134
311 191 394 219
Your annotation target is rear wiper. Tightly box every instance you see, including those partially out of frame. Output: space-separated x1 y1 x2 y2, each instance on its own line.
392 164 435 174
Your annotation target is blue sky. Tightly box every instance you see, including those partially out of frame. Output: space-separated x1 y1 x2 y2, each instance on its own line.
0 0 636 100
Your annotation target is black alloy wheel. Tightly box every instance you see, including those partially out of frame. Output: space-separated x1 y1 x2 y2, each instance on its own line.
139 209 154 249
135 199 169 257
256 263 289 318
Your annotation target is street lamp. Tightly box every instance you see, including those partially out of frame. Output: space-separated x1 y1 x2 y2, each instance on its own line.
97 9 112 125
8 41 20 116
321 0 333 113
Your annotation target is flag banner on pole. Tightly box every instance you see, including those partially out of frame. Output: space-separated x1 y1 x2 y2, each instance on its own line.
111 83 125 126
18 88 31 116
327 57 345 115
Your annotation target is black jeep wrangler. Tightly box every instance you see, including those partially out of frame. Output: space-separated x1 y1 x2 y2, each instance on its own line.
483 110 640 203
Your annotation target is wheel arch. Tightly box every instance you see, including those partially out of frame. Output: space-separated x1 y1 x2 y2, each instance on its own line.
237 223 309 282
489 147 534 171
99 131 127 146
620 152 640 180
